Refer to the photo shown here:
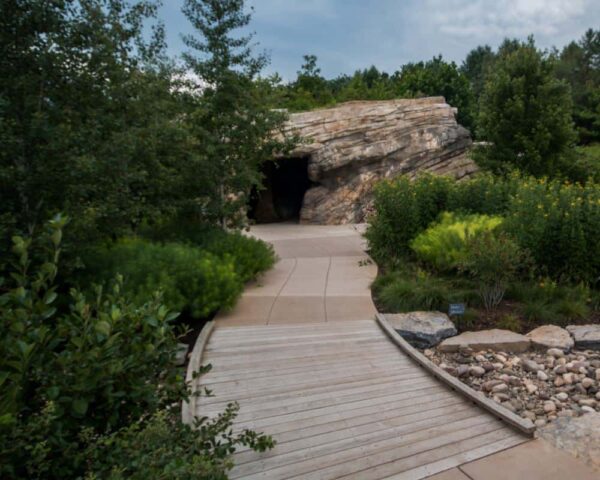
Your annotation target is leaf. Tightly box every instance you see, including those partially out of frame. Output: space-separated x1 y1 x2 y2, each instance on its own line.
72 398 88 417
95 320 111 336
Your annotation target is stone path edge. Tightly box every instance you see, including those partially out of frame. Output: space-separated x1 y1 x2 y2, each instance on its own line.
182 320 216 425
376 313 536 436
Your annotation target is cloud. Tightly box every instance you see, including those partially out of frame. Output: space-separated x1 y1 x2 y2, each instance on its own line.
422 0 589 38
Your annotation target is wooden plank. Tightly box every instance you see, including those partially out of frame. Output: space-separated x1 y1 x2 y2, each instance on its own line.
233 389 455 435
202 377 438 420
332 427 518 480
211 320 374 335
233 402 478 462
376 313 536 436
197 372 425 408
198 352 410 382
198 371 432 408
204 336 386 354
181 320 215 425
232 416 502 480
207 378 439 423
234 397 468 454
231 406 482 475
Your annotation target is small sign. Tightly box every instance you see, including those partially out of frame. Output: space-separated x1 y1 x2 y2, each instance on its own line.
449 303 465 316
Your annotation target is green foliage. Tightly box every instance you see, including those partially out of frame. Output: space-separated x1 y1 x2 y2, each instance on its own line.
508 280 590 326
461 45 496 103
460 232 529 309
0 217 183 477
394 56 475 131
555 29 600 144
496 314 522 332
84 239 243 319
475 38 577 176
373 268 479 313
181 0 294 227
146 222 276 284
411 212 503 271
83 406 274 480
368 173 600 283
365 175 453 263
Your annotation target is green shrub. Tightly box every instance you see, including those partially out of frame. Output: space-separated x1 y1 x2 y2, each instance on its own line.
460 232 529 310
143 221 276 284
84 239 243 318
373 269 479 313
411 212 503 271
497 314 522 332
365 175 453 262
0 217 275 479
83 406 274 480
368 173 600 282
0 217 183 477
508 280 590 325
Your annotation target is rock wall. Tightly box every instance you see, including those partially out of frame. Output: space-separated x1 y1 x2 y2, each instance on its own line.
280 97 477 224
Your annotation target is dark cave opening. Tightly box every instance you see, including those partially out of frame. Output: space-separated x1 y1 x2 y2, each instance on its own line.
248 157 312 223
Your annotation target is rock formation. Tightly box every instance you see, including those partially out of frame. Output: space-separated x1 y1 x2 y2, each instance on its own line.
255 97 477 224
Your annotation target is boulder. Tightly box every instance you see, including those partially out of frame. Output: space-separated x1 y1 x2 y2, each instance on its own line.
526 325 574 351
384 311 457 348
566 325 600 350
537 412 600 472
438 329 530 353
263 98 476 224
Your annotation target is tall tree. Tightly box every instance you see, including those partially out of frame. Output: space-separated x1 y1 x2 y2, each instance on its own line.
0 0 186 251
461 45 495 101
475 38 576 176
182 0 294 226
393 56 475 132
556 28 600 144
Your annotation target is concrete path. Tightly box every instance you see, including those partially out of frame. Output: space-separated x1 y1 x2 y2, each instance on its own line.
216 224 378 326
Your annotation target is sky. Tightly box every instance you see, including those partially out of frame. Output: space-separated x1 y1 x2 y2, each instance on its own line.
159 0 600 80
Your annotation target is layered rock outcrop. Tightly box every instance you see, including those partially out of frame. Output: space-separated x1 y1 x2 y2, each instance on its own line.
277 97 476 224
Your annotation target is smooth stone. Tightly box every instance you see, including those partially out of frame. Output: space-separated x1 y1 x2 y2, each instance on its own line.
469 366 486 377
537 370 549 381
547 347 565 358
385 311 457 348
543 401 557 413
581 406 596 413
522 359 542 373
438 329 530 353
526 325 574 351
566 325 600 350
491 383 509 393
556 392 569 402
581 378 594 389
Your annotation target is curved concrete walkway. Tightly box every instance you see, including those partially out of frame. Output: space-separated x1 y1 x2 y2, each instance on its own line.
216 224 378 326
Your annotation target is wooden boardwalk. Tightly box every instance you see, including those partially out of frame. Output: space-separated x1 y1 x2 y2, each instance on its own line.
190 319 528 480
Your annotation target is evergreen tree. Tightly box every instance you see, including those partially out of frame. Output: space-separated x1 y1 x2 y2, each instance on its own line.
182 0 294 226
475 39 576 176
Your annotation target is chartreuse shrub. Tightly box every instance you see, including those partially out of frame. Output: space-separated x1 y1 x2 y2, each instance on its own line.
0 217 274 479
411 212 503 271
83 239 244 319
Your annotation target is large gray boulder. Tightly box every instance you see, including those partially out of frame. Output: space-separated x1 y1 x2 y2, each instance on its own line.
258 98 476 224
566 325 600 350
384 311 457 348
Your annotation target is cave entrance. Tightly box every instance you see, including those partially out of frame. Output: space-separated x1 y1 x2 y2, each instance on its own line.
248 157 312 223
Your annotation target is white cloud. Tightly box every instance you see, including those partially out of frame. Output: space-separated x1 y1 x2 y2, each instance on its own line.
422 0 589 38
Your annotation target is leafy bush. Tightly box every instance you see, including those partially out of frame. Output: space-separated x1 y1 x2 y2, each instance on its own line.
0 217 183 477
365 175 453 262
411 212 503 271
83 406 274 480
368 173 600 283
460 232 529 309
83 239 243 319
0 217 275 479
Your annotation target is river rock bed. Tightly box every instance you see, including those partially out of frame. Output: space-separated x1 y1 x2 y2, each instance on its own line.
425 346 600 427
